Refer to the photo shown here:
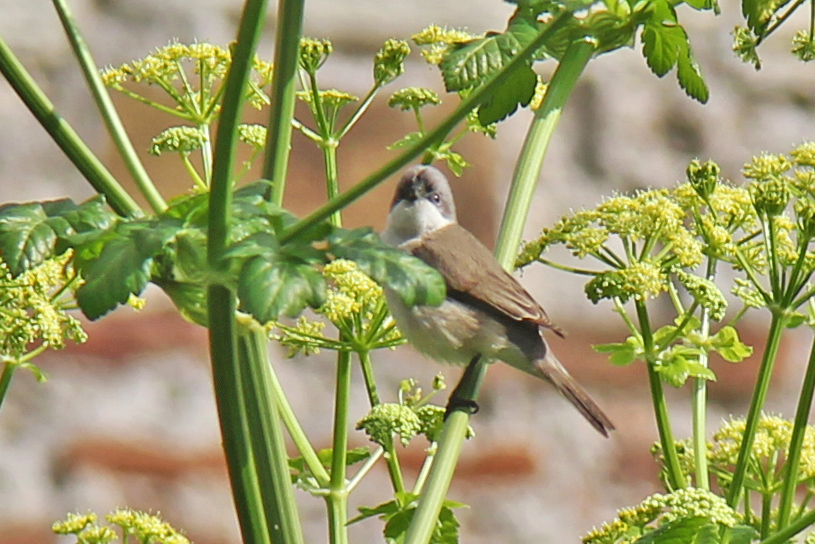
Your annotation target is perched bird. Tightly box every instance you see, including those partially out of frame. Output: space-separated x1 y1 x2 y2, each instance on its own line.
380 165 614 437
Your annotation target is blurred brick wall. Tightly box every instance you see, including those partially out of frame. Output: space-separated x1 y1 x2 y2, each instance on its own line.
1 1 815 543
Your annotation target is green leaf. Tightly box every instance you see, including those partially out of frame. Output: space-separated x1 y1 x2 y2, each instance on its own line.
594 336 641 366
640 1 708 103
71 219 182 320
634 517 718 544
238 249 327 323
721 525 758 544
440 17 540 91
477 64 537 125
676 47 709 103
315 446 371 467
709 326 753 362
328 227 446 307
0 197 114 275
388 132 423 151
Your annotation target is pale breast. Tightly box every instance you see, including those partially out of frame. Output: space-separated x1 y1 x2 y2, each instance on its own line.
384 287 516 366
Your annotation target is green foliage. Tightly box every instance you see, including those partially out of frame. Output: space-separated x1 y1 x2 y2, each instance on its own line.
351 493 466 544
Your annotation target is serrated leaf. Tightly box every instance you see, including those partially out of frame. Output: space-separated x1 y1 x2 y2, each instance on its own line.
709 326 753 362
73 220 182 320
0 197 114 275
477 64 537 125
677 48 709 103
238 252 326 322
439 17 540 92
328 228 446 307
642 21 685 76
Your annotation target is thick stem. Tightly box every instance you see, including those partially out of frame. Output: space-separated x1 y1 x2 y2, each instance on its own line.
776 332 815 529
637 300 686 490
264 0 305 205
239 328 305 544
327 350 352 544
51 0 166 213
727 313 789 507
0 35 140 217
207 286 270 544
494 37 596 267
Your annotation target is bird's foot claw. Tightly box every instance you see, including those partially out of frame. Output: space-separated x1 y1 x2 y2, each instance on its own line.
444 397 479 419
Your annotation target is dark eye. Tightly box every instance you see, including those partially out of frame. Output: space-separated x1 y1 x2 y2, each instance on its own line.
430 193 441 204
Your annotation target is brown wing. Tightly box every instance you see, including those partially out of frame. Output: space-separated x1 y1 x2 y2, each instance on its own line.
409 224 562 334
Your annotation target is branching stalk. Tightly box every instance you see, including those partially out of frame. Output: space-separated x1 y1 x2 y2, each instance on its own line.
51 0 166 213
727 312 789 507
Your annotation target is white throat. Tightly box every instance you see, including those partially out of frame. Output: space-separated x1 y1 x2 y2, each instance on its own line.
381 199 454 246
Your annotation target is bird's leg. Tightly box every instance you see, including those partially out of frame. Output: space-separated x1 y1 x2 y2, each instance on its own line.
445 355 486 419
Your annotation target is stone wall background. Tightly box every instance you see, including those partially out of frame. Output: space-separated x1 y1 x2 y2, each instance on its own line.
1 1 814 543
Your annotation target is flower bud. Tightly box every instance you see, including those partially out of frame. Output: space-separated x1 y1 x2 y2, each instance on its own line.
750 177 790 218
686 159 720 199
298 37 332 73
374 39 411 85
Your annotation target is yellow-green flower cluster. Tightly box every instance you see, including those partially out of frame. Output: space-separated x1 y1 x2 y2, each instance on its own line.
1 251 87 362
101 41 231 87
582 488 740 544
106 508 191 544
585 261 669 303
53 512 97 534
149 126 207 156
676 271 727 321
299 37 333 73
295 89 358 110
54 509 189 544
319 259 383 324
793 30 815 61
356 403 422 447
272 316 326 357
374 39 411 85
732 26 761 68
388 87 441 111
270 260 401 356
237 123 268 150
411 25 480 65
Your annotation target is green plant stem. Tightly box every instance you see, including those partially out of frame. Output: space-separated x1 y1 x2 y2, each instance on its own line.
336 84 379 140
327 350 352 544
239 327 305 544
51 0 166 213
404 358 487 544
264 346 330 486
207 287 270 544
727 312 789 507
358 351 406 494
636 299 686 490
0 363 16 412
323 143 342 227
776 332 815 529
761 506 815 544
692 259 716 490
0 35 140 217
494 37 596 266
280 12 572 245
264 0 305 205
206 1 300 542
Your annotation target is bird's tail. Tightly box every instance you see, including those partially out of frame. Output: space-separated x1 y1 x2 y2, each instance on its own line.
534 351 615 437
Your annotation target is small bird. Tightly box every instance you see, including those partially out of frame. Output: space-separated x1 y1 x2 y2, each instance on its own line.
381 165 614 437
